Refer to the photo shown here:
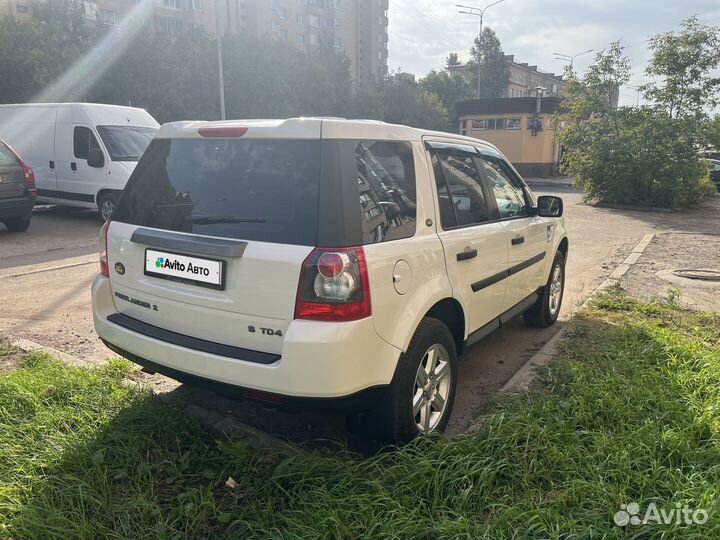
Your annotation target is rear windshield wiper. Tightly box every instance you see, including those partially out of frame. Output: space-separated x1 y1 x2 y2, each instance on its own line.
186 215 267 225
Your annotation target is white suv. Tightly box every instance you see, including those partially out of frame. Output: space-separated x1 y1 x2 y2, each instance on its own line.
92 118 567 441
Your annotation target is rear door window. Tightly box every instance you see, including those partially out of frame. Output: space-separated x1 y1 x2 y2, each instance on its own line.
430 143 492 228
114 138 321 246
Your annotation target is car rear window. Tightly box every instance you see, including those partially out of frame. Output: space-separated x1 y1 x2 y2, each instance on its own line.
114 138 321 246
0 143 20 167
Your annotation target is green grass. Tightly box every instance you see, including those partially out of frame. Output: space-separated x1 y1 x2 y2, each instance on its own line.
1 293 719 539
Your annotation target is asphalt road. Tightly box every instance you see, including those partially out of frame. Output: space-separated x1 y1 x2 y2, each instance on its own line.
1 187 707 444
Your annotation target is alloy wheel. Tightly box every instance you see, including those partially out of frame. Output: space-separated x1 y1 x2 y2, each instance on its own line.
413 343 452 433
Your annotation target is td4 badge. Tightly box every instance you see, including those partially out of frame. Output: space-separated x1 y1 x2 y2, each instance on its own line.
248 325 283 337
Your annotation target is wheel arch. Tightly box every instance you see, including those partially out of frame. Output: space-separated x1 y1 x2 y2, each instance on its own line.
96 188 123 206
420 297 467 355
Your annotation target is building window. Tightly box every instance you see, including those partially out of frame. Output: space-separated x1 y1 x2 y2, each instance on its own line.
307 14 319 26
327 0 340 7
309 33 318 45
459 120 467 135
157 15 183 33
191 22 204 33
297 33 305 44
471 118 521 131
333 37 341 48
271 20 280 32
16 4 28 13
280 29 288 41
296 14 304 24
163 0 179 9
190 0 202 10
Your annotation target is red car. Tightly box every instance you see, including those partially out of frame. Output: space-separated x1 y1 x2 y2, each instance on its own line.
0 140 36 232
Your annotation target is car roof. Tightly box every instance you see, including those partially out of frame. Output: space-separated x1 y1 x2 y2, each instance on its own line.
155 117 500 153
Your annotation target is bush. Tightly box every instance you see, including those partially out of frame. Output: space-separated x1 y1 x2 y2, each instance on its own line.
560 107 716 208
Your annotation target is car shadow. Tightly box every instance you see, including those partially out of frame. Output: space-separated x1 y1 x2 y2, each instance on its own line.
149 317 567 457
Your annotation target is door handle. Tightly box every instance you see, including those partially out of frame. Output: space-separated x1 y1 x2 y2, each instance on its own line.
511 236 525 246
456 248 478 261
70 162 77 171
49 160 55 170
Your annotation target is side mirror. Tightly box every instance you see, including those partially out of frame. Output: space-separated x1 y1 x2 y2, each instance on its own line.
537 195 563 217
87 148 105 169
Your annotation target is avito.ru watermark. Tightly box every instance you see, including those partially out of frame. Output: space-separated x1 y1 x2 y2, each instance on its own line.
614 502 710 527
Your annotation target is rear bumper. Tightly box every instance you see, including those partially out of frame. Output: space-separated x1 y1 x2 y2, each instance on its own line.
0 196 34 220
92 275 402 404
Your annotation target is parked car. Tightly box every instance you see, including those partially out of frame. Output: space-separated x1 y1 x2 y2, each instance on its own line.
709 159 720 189
0 103 159 221
92 118 568 442
0 140 36 232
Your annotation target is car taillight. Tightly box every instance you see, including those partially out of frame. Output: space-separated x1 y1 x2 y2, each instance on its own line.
23 165 36 199
99 220 111 277
295 247 371 322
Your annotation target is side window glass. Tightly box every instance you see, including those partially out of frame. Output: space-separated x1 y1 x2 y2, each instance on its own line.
73 126 101 160
433 145 491 228
356 141 417 244
478 154 529 219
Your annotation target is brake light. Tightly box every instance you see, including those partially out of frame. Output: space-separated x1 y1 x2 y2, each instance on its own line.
99 220 111 277
295 247 371 322
198 127 248 138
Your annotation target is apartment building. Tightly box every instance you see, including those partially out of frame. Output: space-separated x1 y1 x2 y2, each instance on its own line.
457 55 567 98
240 0 389 84
0 0 389 83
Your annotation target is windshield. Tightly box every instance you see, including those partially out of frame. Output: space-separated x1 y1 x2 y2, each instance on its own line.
96 125 157 161
113 138 321 245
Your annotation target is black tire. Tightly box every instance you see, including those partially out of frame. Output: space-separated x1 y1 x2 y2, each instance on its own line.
97 193 118 222
362 317 458 443
523 251 566 328
3 216 31 232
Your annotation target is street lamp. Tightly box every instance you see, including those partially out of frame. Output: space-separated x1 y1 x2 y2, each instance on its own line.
553 49 594 71
457 0 507 99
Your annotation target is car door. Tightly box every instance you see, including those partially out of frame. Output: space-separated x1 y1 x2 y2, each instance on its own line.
476 150 549 308
55 124 107 203
426 141 509 335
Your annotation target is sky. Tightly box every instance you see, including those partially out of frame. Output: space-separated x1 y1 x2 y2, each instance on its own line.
386 0 720 106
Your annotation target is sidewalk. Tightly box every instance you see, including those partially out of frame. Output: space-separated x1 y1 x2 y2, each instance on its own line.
524 176 577 188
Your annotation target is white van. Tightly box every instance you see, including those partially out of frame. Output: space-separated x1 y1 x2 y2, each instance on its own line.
0 103 159 220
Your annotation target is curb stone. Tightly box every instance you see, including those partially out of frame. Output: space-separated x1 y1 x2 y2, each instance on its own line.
9 336 304 457
465 233 656 434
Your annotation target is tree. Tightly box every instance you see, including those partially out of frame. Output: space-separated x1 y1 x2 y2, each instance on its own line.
445 52 461 71
705 115 720 151
0 1 96 103
562 43 630 120
558 41 716 209
351 74 452 132
645 16 720 121
419 70 474 125
467 27 508 98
